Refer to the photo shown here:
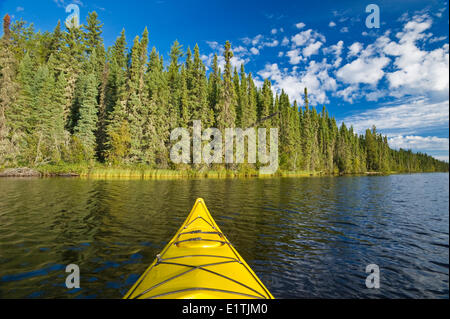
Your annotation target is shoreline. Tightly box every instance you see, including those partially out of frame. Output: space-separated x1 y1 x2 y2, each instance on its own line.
0 166 447 179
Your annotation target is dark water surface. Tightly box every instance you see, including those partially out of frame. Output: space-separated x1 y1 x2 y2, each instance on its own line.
0 173 448 298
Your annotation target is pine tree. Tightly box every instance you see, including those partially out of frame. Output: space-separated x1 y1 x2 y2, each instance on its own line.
259 79 272 126
126 34 147 162
145 47 169 167
74 74 99 160
208 53 221 126
167 40 183 130
233 67 241 126
190 44 213 127
245 72 258 128
300 88 312 171
84 12 103 55
216 41 236 130
51 72 69 162
0 14 19 165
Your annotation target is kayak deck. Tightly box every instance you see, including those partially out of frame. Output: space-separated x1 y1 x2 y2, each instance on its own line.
124 198 274 299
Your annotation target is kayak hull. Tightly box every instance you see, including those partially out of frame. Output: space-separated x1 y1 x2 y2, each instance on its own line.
124 198 274 299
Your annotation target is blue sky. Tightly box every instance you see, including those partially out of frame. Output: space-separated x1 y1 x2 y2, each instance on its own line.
1 0 449 161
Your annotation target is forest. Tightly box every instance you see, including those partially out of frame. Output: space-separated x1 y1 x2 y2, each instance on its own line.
0 12 448 175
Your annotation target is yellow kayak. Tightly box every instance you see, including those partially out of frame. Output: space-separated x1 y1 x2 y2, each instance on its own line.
124 198 274 299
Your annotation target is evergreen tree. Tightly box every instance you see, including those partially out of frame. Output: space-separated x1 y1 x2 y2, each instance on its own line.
74 74 99 160
208 53 221 126
167 40 183 130
0 14 19 165
216 41 236 130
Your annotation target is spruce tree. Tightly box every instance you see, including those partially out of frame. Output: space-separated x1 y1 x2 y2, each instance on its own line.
216 41 236 130
74 74 99 160
0 14 19 165
167 40 183 130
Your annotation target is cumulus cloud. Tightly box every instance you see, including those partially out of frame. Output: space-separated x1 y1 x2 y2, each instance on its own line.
295 22 306 29
303 41 323 57
291 29 326 47
382 14 449 97
202 43 250 71
263 39 279 47
388 135 449 161
341 98 449 136
286 49 304 64
250 47 260 55
336 55 390 85
242 34 263 46
251 34 263 46
348 42 363 57
258 60 337 105
329 21 336 27
429 36 448 43
206 41 219 50
388 135 449 151
322 40 344 67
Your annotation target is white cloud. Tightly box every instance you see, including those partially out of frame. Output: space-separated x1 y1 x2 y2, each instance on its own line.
429 36 447 43
388 135 449 161
291 29 326 47
202 44 250 71
271 29 278 35
258 60 337 105
433 155 449 162
286 49 304 64
278 52 284 57
242 34 263 46
54 0 83 7
295 22 306 29
336 55 390 85
233 46 248 53
303 41 323 57
322 40 344 67
382 14 449 97
252 34 263 46
341 98 449 135
250 47 260 55
340 27 349 33
281 36 289 46
329 21 336 27
263 39 279 47
348 42 363 57
388 135 449 152
206 41 219 50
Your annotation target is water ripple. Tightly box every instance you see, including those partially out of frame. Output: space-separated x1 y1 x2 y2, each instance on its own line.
0 173 448 298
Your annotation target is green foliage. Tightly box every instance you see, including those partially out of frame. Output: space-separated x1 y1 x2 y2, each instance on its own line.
73 74 98 160
0 12 447 174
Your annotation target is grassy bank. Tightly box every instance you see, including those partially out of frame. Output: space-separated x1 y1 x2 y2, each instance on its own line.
0 163 412 179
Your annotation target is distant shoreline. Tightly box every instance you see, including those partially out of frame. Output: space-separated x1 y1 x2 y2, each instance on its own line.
0 166 447 179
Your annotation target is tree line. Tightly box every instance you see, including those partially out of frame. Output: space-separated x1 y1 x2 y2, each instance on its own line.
0 13 448 173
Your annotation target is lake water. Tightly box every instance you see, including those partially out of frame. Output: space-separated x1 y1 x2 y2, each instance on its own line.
0 173 448 299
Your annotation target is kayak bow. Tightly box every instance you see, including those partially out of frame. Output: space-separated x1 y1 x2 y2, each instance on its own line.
124 198 274 299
